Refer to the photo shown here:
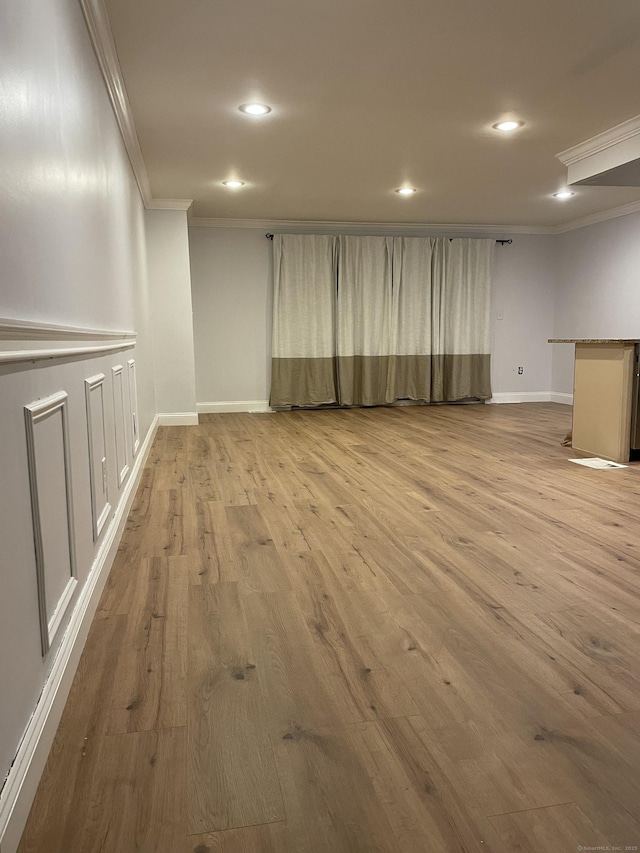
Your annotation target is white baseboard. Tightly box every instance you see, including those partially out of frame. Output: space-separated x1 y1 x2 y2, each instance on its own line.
489 392 573 405
157 412 199 425
488 392 552 404
551 392 573 405
0 415 159 853
197 400 272 414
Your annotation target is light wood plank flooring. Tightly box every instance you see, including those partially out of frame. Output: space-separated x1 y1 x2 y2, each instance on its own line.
18 403 640 852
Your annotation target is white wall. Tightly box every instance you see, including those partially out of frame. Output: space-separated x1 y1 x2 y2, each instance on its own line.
551 343 576 397
146 209 198 419
189 228 558 407
190 227 272 407
491 235 557 398
552 211 640 394
0 0 157 846
1 3 138 333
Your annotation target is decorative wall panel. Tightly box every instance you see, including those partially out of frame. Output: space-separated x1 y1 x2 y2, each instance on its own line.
24 391 78 655
85 374 111 540
112 365 129 487
127 358 140 458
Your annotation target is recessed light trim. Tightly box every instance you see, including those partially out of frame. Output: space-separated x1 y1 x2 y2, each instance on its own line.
492 120 524 132
395 187 417 195
222 180 245 188
239 103 271 116
553 190 575 199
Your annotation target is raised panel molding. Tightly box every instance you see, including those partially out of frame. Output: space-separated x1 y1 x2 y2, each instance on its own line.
127 359 140 457
24 391 78 655
0 414 159 853
111 365 130 487
85 374 111 541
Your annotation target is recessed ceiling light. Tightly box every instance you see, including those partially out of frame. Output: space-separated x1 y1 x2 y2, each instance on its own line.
492 120 524 132
395 187 417 195
553 190 575 199
239 103 271 116
222 180 245 188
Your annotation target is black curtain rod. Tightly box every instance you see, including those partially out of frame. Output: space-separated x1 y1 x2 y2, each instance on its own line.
265 233 512 244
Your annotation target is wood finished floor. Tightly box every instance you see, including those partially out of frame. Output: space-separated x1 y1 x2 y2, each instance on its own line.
18 403 640 853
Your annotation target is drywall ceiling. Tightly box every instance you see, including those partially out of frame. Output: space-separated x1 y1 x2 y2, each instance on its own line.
574 160 640 188
104 0 640 225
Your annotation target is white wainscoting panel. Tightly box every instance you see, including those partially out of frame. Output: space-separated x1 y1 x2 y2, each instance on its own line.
111 365 130 487
24 392 78 655
0 415 159 853
127 358 140 457
85 374 111 541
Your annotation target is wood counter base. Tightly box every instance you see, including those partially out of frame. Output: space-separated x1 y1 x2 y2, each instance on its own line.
572 342 635 463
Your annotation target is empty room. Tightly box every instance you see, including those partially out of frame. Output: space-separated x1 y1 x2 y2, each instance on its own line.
2 0 640 851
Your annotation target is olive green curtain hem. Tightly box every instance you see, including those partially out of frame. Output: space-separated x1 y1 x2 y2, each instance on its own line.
271 354 490 408
270 357 338 408
430 353 491 402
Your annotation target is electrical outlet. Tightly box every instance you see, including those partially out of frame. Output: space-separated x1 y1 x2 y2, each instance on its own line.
517 366 523 374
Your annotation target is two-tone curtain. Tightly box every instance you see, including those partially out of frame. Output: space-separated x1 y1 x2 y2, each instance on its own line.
431 238 492 401
391 236 435 401
269 234 493 408
270 234 338 407
337 236 394 406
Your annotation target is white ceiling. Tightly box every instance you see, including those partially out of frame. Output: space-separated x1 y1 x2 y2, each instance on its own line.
104 0 640 225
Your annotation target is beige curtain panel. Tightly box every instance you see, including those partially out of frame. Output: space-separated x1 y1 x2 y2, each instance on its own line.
269 234 493 408
431 238 493 401
390 236 435 402
270 234 339 407
337 236 394 406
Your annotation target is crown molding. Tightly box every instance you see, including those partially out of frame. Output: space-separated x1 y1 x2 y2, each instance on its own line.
78 0 152 206
189 203 640 236
78 0 191 212
146 199 193 211
557 115 640 188
554 199 640 234
557 114 640 167
188 217 555 235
